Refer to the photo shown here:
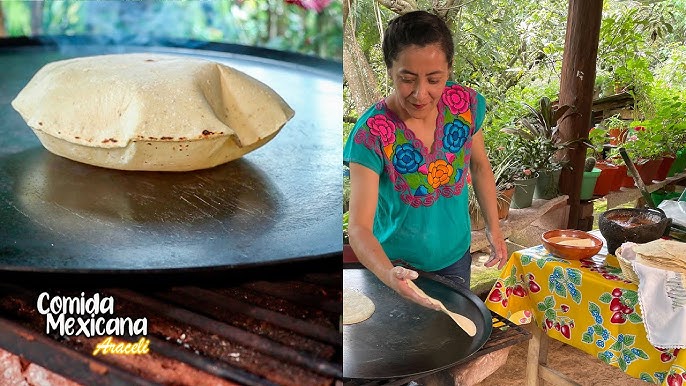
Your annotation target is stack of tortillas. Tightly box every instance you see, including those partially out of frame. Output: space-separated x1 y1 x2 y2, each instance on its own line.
12 53 294 171
633 240 686 274
624 239 686 348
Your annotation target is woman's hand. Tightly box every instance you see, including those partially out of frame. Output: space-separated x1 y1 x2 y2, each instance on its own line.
348 163 439 310
385 266 441 310
484 228 509 269
469 131 509 270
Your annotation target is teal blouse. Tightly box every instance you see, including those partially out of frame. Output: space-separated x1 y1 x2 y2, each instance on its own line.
344 82 486 271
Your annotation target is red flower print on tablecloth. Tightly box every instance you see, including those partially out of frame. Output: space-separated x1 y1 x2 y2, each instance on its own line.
366 114 396 147
442 84 470 115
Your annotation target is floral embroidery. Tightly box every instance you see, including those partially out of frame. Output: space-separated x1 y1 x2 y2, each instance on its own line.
366 114 396 147
442 84 470 115
393 143 423 174
353 83 478 207
443 120 470 153
428 160 453 188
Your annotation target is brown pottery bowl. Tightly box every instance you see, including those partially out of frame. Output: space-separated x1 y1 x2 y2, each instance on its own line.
541 229 603 260
598 208 671 255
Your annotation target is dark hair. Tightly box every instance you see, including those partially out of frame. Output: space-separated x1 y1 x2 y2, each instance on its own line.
382 10 454 69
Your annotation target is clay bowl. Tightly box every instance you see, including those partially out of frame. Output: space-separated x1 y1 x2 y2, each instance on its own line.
598 208 671 254
541 229 603 260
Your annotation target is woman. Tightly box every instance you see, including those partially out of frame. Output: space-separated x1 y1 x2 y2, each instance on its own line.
344 10 508 310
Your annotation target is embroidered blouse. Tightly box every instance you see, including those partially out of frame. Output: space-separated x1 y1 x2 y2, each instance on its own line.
344 82 486 271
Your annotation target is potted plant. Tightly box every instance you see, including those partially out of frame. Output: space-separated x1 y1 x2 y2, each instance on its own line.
501 96 575 200
466 172 486 230
634 85 686 179
509 165 538 209
621 128 664 184
467 151 517 228
583 127 619 195
604 148 630 191
489 150 517 219
580 157 601 200
602 115 629 146
502 140 540 209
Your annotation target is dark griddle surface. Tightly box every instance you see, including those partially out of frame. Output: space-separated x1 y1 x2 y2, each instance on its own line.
0 39 342 273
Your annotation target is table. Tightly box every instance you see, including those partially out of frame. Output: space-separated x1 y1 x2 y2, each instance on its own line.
485 243 686 385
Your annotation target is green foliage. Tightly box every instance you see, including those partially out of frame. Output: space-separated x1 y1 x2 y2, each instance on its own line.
500 96 576 176
342 0 686 230
631 82 686 155
2 1 31 36
345 0 686 175
343 210 349 244
586 127 607 159
343 121 354 145
488 148 516 189
601 115 628 130
1 0 342 60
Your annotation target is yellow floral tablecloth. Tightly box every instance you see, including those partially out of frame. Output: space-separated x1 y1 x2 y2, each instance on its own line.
486 245 686 385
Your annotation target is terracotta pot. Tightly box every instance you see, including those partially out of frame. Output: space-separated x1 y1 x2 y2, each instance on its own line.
497 187 515 220
641 158 663 183
610 163 627 192
608 128 627 146
621 159 660 187
593 161 619 196
621 163 639 188
655 156 675 181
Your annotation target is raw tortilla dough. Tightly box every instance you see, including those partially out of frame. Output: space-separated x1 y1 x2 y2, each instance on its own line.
11 53 294 171
343 289 375 325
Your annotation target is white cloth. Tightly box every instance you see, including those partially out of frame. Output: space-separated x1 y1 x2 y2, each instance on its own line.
659 200 686 228
633 259 686 349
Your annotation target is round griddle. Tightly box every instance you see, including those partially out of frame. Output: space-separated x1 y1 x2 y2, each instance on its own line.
343 267 493 380
0 37 342 273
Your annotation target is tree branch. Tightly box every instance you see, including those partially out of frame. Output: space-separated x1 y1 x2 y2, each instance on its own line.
343 0 383 116
375 0 417 15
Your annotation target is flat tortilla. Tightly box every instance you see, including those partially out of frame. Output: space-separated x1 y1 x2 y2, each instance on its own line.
343 289 375 325
11 53 294 171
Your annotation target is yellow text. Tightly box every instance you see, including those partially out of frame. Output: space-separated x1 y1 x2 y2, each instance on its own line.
92 336 150 356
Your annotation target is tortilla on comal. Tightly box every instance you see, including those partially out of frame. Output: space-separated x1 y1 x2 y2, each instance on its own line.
11 53 294 171
343 289 375 325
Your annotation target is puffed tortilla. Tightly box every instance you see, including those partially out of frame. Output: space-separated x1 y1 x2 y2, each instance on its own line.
11 53 294 171
343 289 375 325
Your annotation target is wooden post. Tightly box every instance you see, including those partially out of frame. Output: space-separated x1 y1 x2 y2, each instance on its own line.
526 325 581 386
557 0 603 229
525 325 546 386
